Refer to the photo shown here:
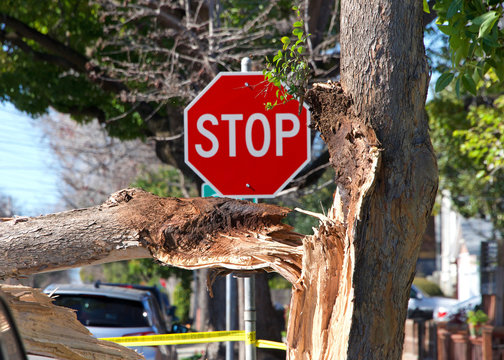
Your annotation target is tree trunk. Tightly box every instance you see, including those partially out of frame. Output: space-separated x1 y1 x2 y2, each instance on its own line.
286 1 437 359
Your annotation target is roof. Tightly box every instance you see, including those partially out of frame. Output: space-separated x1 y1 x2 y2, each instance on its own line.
43 283 151 302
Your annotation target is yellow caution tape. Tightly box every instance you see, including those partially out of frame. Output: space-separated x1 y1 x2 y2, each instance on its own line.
100 330 286 350
255 339 287 350
100 330 245 346
245 330 256 345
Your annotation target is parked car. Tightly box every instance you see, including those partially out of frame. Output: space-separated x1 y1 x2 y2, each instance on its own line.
435 295 482 323
44 283 177 360
408 284 459 320
93 281 179 328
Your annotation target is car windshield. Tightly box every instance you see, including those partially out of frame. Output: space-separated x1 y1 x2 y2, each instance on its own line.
52 294 151 328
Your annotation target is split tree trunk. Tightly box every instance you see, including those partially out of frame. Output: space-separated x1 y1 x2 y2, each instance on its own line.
286 1 437 359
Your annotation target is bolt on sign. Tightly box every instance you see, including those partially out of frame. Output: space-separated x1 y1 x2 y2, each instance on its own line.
184 72 310 198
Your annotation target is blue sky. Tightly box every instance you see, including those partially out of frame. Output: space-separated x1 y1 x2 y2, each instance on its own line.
0 103 60 216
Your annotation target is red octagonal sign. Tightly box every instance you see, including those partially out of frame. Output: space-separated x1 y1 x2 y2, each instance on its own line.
184 72 310 198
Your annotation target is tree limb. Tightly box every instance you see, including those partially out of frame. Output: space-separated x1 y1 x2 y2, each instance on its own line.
0 188 303 285
1 13 88 71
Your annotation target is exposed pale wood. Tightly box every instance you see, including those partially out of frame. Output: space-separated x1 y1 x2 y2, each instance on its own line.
288 82 381 359
0 188 303 283
1 284 142 360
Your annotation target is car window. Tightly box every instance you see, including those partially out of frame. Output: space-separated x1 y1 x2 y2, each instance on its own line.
52 295 151 328
143 297 166 333
410 287 417 299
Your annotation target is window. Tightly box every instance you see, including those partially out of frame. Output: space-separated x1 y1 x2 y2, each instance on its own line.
52 295 151 328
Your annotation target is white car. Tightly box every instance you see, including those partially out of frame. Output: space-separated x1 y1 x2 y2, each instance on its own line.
408 284 459 320
44 283 177 360
435 295 482 323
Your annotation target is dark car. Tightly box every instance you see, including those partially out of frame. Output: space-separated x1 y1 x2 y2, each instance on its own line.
44 283 177 360
93 281 178 329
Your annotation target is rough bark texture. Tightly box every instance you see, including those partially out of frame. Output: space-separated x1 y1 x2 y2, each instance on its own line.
1 284 142 360
286 1 437 359
0 188 302 282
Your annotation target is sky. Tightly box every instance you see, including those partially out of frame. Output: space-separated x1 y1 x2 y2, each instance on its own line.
0 103 60 216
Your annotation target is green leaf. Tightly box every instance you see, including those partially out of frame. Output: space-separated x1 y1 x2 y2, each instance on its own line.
477 11 499 38
293 28 303 37
446 0 462 19
438 25 455 36
423 0 430 13
462 73 477 95
435 72 455 92
493 62 504 82
293 21 303 28
297 46 304 54
455 76 461 98
281 37 290 50
472 67 481 84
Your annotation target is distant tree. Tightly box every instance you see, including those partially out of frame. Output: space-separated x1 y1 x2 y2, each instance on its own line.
0 193 15 217
428 94 504 231
38 113 162 209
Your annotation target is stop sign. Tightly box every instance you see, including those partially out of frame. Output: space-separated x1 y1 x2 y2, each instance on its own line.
184 72 310 198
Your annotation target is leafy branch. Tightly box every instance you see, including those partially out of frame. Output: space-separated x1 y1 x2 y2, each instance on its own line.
263 5 311 110
433 0 504 96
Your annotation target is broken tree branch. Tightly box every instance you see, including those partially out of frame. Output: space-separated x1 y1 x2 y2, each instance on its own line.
0 188 304 284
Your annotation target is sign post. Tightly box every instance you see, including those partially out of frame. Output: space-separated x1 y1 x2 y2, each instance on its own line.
240 57 256 360
185 57 310 360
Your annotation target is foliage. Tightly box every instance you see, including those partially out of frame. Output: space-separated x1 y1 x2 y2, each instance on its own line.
263 5 311 109
453 96 504 175
0 0 302 140
180 355 203 360
132 166 199 198
433 0 504 95
100 258 191 288
268 274 292 290
173 281 192 323
413 277 444 297
467 309 488 325
427 95 504 234
0 0 146 139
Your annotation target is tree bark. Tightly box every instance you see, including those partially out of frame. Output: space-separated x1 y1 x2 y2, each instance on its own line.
286 1 437 359
0 188 303 282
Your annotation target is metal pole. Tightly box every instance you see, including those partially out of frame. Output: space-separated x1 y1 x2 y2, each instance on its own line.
226 274 236 360
244 275 256 360
240 56 256 360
